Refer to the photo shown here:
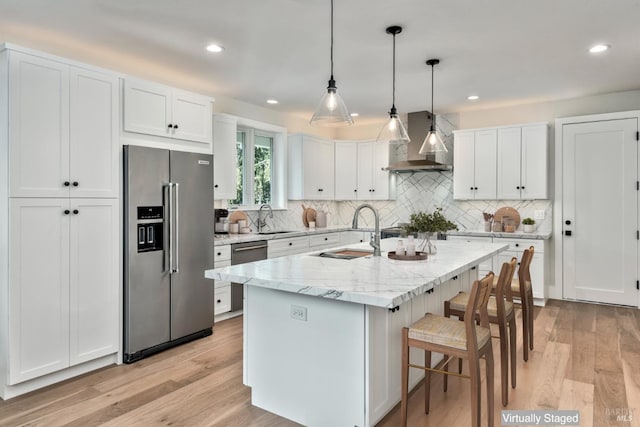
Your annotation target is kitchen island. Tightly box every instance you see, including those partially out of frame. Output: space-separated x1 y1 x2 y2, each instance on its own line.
205 238 508 427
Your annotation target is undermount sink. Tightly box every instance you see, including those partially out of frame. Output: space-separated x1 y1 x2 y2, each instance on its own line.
258 230 296 235
317 249 374 260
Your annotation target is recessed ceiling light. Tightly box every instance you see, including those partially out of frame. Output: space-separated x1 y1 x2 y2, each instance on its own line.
467 95 479 101
589 44 610 53
206 44 224 53
266 99 278 104
350 113 359 117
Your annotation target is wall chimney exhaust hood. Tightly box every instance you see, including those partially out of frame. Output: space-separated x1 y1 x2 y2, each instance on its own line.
384 111 453 172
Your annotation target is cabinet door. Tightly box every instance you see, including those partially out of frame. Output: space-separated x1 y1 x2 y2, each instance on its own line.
9 199 70 384
335 142 358 200
371 141 391 200
123 78 172 138
171 90 213 144
69 67 119 198
497 127 522 199
9 51 70 198
69 199 119 365
473 129 497 199
303 137 334 200
521 124 548 199
356 142 374 199
212 114 238 200
453 131 475 199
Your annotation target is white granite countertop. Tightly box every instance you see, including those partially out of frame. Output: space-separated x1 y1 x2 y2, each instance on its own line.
205 238 508 308
448 229 552 240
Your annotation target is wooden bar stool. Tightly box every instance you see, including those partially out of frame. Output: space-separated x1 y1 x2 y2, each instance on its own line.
444 258 517 406
401 273 495 427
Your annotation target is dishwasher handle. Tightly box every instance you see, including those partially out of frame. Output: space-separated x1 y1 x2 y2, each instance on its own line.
233 244 268 252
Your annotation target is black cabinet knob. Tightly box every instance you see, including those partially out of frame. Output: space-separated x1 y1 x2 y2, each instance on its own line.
521 186 525 189
217 252 221 256
73 209 79 215
470 186 474 190
475 187 478 190
72 181 78 187
217 299 221 303
214 184 219 188
565 220 571 225
318 188 323 192
64 209 70 215
354 189 357 192
516 186 520 189
565 230 572 236
515 243 519 247
324 237 328 241
174 124 179 129
63 181 70 187
168 124 173 128
288 242 292 246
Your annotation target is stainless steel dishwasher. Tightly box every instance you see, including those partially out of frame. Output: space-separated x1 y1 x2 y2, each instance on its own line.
230 240 268 311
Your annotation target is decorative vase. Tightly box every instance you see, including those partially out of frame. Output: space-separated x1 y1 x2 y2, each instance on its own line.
523 224 535 233
484 221 492 232
418 232 437 255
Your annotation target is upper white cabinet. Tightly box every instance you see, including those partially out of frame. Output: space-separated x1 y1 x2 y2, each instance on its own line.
212 114 238 200
454 122 548 200
497 124 548 199
8 51 118 198
453 129 497 199
123 78 212 144
288 134 335 200
335 140 393 201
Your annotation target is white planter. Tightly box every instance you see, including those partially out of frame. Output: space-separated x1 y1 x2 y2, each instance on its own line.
523 224 536 233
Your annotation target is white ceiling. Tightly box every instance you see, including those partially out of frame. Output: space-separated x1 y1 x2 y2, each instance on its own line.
1 0 639 123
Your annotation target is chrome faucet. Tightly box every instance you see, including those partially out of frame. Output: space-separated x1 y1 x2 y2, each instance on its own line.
257 204 273 233
352 203 381 256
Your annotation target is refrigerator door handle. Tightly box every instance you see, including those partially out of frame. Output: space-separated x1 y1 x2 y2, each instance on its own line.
164 182 174 274
174 182 180 274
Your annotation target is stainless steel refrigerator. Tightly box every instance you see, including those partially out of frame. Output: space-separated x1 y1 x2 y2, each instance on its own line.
123 145 214 363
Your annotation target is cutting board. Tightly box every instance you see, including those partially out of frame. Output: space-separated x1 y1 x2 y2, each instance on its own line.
493 207 521 227
228 210 248 223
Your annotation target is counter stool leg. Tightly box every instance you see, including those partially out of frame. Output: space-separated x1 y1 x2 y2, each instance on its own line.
401 328 409 426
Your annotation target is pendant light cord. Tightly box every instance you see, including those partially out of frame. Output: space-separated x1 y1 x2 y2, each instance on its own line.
330 0 334 79
391 32 396 109
430 62 434 129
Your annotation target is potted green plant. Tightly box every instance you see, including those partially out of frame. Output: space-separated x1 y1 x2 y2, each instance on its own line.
522 217 536 233
403 208 458 254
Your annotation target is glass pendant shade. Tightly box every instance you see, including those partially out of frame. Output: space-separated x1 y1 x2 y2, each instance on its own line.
419 127 447 154
310 80 353 126
377 111 410 144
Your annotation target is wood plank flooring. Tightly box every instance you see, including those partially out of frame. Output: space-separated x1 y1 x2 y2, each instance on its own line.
0 300 638 426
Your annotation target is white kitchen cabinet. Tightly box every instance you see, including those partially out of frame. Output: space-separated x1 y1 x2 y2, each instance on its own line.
268 236 310 258
288 134 335 200
123 78 212 144
212 114 238 199
309 232 341 250
335 140 392 201
340 230 368 244
335 141 358 200
497 124 548 199
453 129 497 199
8 51 119 198
214 245 232 316
8 198 118 383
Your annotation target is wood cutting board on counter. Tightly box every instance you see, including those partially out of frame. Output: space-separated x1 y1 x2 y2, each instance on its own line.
228 210 248 223
493 206 521 227
301 204 316 227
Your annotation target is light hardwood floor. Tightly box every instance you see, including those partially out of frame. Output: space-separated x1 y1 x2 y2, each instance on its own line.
0 300 638 426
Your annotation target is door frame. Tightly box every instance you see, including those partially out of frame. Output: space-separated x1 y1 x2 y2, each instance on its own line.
554 110 640 308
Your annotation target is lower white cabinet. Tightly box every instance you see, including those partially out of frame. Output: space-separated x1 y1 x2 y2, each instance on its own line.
213 246 232 317
267 236 310 258
8 198 119 384
340 230 368 245
309 232 340 251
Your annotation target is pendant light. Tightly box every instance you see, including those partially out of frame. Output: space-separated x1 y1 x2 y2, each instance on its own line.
310 0 353 126
419 59 448 154
376 26 410 144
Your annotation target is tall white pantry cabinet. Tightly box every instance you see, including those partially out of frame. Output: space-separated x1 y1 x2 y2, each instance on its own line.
0 45 120 398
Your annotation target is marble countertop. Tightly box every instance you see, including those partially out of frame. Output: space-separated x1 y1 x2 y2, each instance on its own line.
448 229 552 240
213 226 370 246
205 238 508 308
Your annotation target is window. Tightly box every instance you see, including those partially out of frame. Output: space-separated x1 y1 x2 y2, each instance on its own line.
229 127 276 207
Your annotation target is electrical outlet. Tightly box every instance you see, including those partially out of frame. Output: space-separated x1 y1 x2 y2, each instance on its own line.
534 210 546 220
290 305 307 321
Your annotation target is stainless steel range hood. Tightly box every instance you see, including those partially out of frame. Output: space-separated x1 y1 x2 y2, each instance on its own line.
384 111 453 172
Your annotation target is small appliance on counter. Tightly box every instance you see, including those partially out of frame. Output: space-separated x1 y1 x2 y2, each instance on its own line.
215 209 229 234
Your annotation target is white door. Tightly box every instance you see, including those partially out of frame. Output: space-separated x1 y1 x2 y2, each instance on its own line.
69 199 119 365
70 67 119 198
453 131 476 199
123 78 172 138
497 127 522 199
171 89 212 144
212 114 238 199
562 118 638 305
9 51 70 198
474 129 498 199
9 199 70 384
357 141 374 199
335 141 358 200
